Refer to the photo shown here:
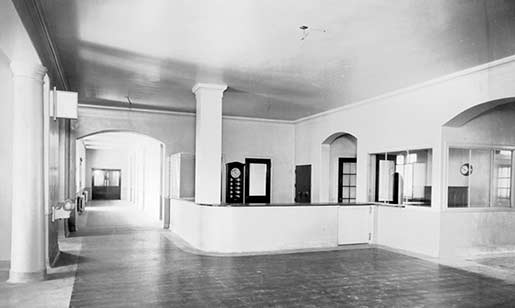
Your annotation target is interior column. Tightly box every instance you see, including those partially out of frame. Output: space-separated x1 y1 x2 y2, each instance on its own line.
192 83 227 205
8 61 47 283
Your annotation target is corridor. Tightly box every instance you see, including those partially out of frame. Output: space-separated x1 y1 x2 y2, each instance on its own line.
64 202 515 307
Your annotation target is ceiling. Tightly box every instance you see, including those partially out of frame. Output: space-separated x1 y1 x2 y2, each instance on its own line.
36 0 515 120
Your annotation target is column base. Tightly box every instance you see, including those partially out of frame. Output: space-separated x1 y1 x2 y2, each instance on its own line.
7 269 46 283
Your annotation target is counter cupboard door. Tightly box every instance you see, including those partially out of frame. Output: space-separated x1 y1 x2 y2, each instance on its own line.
337 206 372 245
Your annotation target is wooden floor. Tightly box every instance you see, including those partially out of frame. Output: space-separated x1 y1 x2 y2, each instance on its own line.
68 201 515 307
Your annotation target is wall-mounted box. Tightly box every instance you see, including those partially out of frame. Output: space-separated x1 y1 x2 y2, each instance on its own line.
50 89 78 119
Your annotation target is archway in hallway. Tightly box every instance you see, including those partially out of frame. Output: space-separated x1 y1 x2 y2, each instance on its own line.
320 132 358 203
75 130 166 226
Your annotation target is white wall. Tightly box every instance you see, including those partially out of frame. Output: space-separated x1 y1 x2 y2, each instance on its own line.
0 51 14 261
440 210 515 257
222 118 295 203
374 207 441 257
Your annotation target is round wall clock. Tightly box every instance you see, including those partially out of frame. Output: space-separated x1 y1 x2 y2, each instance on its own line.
230 167 241 178
460 163 473 176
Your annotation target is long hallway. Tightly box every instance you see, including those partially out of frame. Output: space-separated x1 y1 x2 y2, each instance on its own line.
62 201 515 307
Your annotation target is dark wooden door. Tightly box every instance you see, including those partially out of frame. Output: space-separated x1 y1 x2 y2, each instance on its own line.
295 165 311 203
244 158 271 203
338 158 357 203
92 169 122 200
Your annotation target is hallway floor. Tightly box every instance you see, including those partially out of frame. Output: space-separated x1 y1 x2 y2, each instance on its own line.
2 201 515 307
70 201 515 307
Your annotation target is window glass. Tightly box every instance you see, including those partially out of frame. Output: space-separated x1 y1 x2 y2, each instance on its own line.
493 150 512 207
373 149 432 206
447 148 513 208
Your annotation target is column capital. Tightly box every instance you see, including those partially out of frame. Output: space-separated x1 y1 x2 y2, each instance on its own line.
192 83 227 95
10 61 47 80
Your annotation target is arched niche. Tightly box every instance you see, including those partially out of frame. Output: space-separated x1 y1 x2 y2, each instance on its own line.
320 132 358 203
444 97 515 127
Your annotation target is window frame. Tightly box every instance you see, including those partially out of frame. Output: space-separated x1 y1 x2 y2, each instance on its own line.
445 143 515 210
370 147 433 207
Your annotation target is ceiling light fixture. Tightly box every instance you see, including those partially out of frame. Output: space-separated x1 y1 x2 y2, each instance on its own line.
299 25 327 40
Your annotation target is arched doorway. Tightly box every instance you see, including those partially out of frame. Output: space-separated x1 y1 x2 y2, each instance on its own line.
320 133 358 203
76 130 166 224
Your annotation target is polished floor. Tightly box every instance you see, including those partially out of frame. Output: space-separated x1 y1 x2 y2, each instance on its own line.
64 201 515 307
2 202 515 307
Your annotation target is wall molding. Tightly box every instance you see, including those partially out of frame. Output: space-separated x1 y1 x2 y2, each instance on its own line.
12 0 69 90
294 54 515 124
78 103 295 125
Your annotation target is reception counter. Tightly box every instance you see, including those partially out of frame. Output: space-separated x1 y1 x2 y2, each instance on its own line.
170 198 515 258
170 199 377 254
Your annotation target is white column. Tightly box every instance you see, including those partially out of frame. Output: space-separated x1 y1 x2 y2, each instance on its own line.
192 83 227 204
8 61 47 283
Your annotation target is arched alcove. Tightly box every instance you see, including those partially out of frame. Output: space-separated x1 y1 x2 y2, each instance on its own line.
320 132 358 203
444 97 515 127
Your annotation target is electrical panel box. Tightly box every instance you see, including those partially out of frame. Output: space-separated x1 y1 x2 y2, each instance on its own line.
226 162 245 204
50 89 78 119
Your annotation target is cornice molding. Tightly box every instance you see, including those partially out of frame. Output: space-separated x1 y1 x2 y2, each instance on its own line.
78 103 294 125
10 61 47 80
12 0 68 90
192 83 228 94
294 54 515 124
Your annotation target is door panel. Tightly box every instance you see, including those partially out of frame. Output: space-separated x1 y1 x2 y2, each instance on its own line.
338 206 372 245
295 165 311 203
92 169 122 200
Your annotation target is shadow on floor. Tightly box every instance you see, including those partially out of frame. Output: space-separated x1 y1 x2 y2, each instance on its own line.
52 252 82 268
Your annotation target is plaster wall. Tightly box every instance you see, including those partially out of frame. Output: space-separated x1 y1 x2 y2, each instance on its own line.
440 210 515 257
222 118 295 203
374 207 441 257
0 52 13 261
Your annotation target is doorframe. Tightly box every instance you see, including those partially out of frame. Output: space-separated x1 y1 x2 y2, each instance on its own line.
91 168 122 200
244 158 271 203
338 157 357 203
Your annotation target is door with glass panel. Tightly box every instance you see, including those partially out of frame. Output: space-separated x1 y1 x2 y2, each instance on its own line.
338 158 357 203
92 169 122 200
244 158 271 203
